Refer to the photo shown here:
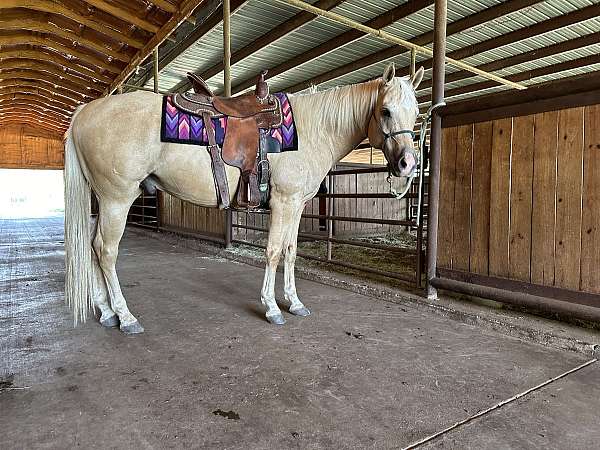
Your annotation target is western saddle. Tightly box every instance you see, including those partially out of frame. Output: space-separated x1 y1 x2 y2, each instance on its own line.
172 70 282 210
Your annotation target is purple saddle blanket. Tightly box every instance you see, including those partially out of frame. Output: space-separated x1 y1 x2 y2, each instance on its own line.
160 92 298 152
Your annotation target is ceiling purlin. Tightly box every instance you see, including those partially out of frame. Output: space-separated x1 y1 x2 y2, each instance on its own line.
0 1 146 49
0 99 74 119
0 93 78 113
0 51 113 84
0 119 67 134
0 64 106 93
0 78 96 100
0 111 70 127
0 107 71 123
0 16 132 62
81 0 163 33
0 86 84 107
0 33 124 74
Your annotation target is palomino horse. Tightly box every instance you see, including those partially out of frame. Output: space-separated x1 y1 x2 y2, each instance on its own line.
64 63 424 333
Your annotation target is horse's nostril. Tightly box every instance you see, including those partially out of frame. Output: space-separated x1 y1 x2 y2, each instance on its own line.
399 157 408 168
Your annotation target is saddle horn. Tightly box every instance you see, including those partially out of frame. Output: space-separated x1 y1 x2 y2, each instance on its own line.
255 70 269 100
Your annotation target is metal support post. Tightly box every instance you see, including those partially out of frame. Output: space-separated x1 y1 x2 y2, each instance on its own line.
426 0 448 300
223 0 233 247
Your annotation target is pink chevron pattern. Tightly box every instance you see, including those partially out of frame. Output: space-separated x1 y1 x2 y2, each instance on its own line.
162 94 297 152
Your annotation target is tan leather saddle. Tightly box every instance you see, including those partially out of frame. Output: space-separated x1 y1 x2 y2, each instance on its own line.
172 70 282 209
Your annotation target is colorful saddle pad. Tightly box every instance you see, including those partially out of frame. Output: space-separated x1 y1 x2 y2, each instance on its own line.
160 92 298 152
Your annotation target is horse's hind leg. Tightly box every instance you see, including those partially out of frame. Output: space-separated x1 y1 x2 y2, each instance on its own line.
284 204 310 317
94 194 144 334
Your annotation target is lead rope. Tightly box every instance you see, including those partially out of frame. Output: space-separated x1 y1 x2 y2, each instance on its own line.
386 101 446 226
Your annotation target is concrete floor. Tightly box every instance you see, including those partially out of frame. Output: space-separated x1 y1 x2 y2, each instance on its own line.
1 217 599 450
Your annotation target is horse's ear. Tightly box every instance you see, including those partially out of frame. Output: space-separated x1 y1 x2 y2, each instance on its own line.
411 66 424 90
382 63 395 85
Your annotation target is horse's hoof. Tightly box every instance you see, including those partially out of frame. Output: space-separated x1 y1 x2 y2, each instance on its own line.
289 306 311 317
266 313 286 325
121 321 144 334
100 314 119 328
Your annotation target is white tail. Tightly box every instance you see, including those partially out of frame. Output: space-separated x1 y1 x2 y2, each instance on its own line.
64 107 93 324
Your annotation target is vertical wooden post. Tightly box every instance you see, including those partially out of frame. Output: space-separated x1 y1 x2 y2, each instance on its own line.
426 0 447 299
223 0 233 247
153 47 159 93
410 48 416 78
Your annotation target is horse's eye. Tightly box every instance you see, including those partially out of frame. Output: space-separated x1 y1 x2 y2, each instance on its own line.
381 108 391 118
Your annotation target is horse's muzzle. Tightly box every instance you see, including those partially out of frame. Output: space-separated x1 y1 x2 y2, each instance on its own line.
394 151 416 177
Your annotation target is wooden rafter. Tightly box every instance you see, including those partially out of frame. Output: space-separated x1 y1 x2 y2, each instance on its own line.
418 32 600 92
420 53 600 103
0 51 113 84
0 119 66 134
133 0 247 90
106 0 209 95
176 0 345 92
280 0 550 93
0 86 83 107
0 67 104 93
0 98 73 119
343 1 600 94
0 111 69 127
148 0 177 13
81 0 161 33
0 34 123 73
0 105 69 125
231 0 436 94
0 93 77 113
0 78 95 99
0 16 131 62
0 1 145 49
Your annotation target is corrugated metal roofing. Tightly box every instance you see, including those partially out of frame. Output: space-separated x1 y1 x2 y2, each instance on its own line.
142 0 600 108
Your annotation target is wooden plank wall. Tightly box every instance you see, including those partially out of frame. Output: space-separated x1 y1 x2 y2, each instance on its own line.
0 125 64 169
438 104 600 294
159 192 225 238
159 165 408 241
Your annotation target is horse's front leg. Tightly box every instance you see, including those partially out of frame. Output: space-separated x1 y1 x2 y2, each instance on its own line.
260 196 300 325
284 204 310 317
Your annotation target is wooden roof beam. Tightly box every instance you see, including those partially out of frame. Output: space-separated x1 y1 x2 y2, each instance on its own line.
280 0 549 93
0 67 104 94
418 31 600 92
0 110 70 127
81 0 161 33
148 0 177 13
419 53 600 103
132 0 247 90
106 0 211 95
175 0 346 92
231 0 435 94
0 106 70 122
0 86 83 107
0 99 73 119
0 16 131 62
0 78 95 100
0 1 145 49
0 51 113 84
0 34 124 74
0 93 77 113
0 119 66 134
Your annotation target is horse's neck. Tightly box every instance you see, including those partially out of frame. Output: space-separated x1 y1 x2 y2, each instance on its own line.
292 80 379 166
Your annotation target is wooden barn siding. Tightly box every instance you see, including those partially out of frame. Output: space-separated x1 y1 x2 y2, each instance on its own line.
0 125 64 169
159 167 407 240
438 104 600 294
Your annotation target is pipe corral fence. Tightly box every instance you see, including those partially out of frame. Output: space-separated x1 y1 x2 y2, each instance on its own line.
128 161 428 288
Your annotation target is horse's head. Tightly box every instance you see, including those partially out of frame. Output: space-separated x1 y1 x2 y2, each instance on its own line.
368 63 424 177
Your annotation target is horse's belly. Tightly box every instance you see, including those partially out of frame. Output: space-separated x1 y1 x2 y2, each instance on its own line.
155 143 240 208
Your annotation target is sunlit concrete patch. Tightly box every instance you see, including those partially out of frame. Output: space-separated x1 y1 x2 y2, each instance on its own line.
0 218 597 449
